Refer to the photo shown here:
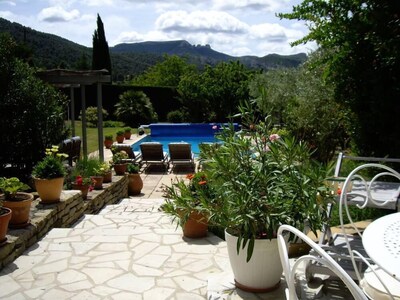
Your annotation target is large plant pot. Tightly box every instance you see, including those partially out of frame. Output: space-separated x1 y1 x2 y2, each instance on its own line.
71 184 90 200
116 135 124 143
104 139 113 149
91 176 104 190
225 229 282 293
114 163 127 175
0 207 12 244
103 171 112 183
128 173 143 195
124 132 132 140
2 192 33 228
182 211 208 238
34 177 64 204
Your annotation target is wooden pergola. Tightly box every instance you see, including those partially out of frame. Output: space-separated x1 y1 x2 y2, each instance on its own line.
36 69 111 161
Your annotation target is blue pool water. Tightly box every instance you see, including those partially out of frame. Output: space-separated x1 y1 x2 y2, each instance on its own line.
131 123 239 156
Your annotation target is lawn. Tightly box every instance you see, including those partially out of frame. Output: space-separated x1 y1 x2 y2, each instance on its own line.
66 121 137 154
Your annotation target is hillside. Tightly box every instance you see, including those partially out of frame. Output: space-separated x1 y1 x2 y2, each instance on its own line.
0 17 307 81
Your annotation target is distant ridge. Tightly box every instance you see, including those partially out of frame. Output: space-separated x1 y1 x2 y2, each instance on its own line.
0 17 307 81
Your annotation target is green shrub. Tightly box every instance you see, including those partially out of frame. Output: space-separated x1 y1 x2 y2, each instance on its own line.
0 34 68 179
80 106 108 127
114 90 158 127
103 120 125 128
166 110 189 123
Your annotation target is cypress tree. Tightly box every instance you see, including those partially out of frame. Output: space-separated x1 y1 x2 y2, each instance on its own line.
92 14 112 78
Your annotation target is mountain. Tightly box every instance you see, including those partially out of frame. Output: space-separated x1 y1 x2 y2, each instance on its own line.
0 17 307 81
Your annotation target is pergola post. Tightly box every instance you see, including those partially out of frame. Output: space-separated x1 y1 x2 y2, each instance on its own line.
97 82 104 161
70 86 75 137
81 85 88 159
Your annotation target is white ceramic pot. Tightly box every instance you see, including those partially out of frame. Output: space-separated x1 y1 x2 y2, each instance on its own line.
225 229 282 292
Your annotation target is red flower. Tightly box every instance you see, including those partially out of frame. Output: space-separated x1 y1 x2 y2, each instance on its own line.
337 188 342 195
198 180 207 185
186 174 194 180
75 175 83 185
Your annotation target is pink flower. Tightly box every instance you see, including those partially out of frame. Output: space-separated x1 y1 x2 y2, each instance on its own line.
269 134 280 142
212 125 218 130
264 145 270 152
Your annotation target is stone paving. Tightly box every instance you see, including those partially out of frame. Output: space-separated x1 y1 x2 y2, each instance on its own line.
0 193 288 299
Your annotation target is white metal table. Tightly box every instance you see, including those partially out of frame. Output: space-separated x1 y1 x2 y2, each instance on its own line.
363 212 400 280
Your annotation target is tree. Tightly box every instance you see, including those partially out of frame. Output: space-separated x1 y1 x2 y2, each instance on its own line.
279 1 400 157
92 14 112 78
0 33 68 179
132 55 196 87
114 90 158 127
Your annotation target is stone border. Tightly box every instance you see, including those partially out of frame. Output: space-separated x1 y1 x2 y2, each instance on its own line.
0 175 128 270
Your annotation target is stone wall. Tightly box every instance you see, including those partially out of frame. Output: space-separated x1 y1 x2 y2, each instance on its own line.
0 175 128 270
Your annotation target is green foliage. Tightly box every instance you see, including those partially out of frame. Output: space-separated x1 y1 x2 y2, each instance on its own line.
126 163 140 174
116 130 124 136
178 61 252 122
133 55 196 87
166 110 189 123
249 55 353 162
111 151 129 165
124 127 131 133
32 146 67 179
278 1 400 158
0 177 30 200
114 90 157 127
161 172 215 227
0 34 68 179
202 102 334 261
103 120 125 128
104 134 113 140
80 106 108 127
92 14 112 77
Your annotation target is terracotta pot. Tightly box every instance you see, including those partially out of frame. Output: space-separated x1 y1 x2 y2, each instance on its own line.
0 207 12 244
103 171 112 183
91 176 104 190
225 230 282 293
127 173 143 195
2 192 33 228
116 135 124 143
182 211 208 238
34 177 64 204
114 163 127 175
104 139 113 149
124 132 132 140
71 183 90 200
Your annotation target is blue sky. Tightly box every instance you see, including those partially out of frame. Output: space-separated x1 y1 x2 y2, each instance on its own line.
0 0 316 57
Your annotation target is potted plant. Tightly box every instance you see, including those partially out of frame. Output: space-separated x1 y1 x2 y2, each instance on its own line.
126 163 143 195
0 177 33 228
116 130 124 143
69 158 100 199
101 161 112 183
161 172 214 238
32 145 68 204
124 127 132 140
202 106 333 292
71 175 94 200
104 134 113 149
112 151 129 175
0 200 12 244
91 161 109 190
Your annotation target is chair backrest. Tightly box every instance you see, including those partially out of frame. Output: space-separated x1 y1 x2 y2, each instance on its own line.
338 163 400 281
140 142 163 160
277 224 368 300
168 143 192 160
113 144 135 158
70 136 81 162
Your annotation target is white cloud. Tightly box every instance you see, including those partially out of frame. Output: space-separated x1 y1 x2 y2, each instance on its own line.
113 31 143 44
212 0 283 12
156 10 248 34
1 1 16 6
0 10 15 19
250 23 287 41
38 6 80 22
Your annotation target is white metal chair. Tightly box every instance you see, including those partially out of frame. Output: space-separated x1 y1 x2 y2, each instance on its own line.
278 224 368 300
308 163 400 299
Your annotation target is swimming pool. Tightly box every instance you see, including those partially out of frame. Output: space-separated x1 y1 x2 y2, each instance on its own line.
131 123 239 156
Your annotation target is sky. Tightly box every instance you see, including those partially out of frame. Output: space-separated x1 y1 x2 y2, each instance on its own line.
0 0 316 57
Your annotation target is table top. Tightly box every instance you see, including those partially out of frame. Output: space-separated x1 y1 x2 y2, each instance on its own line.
363 212 400 280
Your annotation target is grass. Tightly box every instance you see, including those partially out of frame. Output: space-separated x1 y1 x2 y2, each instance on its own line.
66 121 137 154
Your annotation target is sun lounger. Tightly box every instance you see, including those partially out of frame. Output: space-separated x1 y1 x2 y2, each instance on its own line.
168 142 195 171
140 142 169 169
